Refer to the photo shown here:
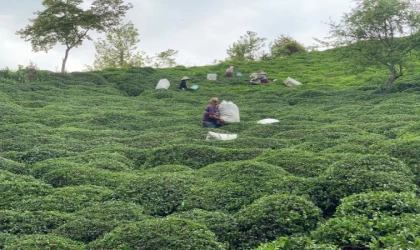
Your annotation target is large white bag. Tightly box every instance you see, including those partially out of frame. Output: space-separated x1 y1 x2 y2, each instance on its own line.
207 73 217 80
257 118 279 124
284 77 302 87
155 79 170 89
206 131 237 141
218 100 240 124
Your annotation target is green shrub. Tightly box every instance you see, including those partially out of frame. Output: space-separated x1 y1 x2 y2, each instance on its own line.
143 144 263 169
255 236 339 250
54 201 150 242
41 166 135 188
169 209 239 248
4 234 85 250
0 233 17 250
105 71 157 96
115 172 201 216
312 214 420 249
89 217 225 250
154 89 174 99
235 194 321 249
0 210 70 235
303 154 418 216
20 146 74 164
145 164 194 173
183 176 304 213
0 157 28 175
182 161 304 213
13 185 113 213
29 158 81 178
335 191 420 218
70 72 108 85
379 139 420 185
0 170 52 209
255 149 332 177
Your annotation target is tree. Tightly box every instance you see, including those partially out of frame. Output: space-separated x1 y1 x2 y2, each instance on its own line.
93 22 146 69
326 0 420 90
16 0 133 73
226 31 267 61
152 49 179 68
269 35 307 58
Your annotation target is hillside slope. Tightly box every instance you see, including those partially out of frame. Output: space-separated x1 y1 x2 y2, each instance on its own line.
1 49 420 249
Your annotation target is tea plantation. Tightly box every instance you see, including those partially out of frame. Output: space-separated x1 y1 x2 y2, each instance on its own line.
1 48 420 249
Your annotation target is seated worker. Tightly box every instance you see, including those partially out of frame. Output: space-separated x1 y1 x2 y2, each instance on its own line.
258 71 269 84
225 66 234 77
202 97 225 128
178 76 191 90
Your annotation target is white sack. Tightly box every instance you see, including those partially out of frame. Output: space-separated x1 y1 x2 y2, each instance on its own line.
206 131 238 141
219 100 240 124
257 118 280 124
155 79 170 89
283 77 302 87
207 73 217 80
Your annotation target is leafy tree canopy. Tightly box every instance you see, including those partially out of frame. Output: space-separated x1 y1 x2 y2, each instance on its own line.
226 31 267 61
93 22 147 70
270 35 307 58
325 0 420 90
16 0 133 73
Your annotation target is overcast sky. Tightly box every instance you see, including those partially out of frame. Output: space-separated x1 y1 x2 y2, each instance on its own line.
0 0 355 72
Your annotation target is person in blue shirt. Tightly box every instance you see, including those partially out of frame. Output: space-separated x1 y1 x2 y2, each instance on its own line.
202 97 224 128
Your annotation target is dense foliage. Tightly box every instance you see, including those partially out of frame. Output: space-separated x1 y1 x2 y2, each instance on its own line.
1 42 420 249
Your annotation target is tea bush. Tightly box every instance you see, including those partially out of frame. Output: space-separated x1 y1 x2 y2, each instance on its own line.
255 237 339 250
235 194 321 249
4 234 85 250
20 146 75 165
0 157 28 175
302 154 418 216
115 172 202 216
0 170 52 209
335 191 420 218
379 139 420 185
0 233 16 250
70 72 108 85
255 149 332 177
53 200 151 242
183 161 304 212
143 144 263 169
29 158 82 178
88 217 225 250
41 166 135 188
12 185 113 213
312 214 420 249
0 210 70 235
145 164 194 173
169 209 239 248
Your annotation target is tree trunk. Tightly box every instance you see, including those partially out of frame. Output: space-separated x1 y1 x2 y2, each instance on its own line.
119 50 124 67
384 66 401 91
61 47 71 73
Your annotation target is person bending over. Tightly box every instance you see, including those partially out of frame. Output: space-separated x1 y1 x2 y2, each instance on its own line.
225 66 234 77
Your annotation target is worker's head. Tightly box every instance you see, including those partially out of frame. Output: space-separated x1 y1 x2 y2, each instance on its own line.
210 97 219 106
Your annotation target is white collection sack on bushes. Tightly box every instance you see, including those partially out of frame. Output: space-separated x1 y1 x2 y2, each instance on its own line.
206 131 238 141
207 73 217 80
155 79 170 89
284 77 302 87
257 118 280 124
218 100 240 124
